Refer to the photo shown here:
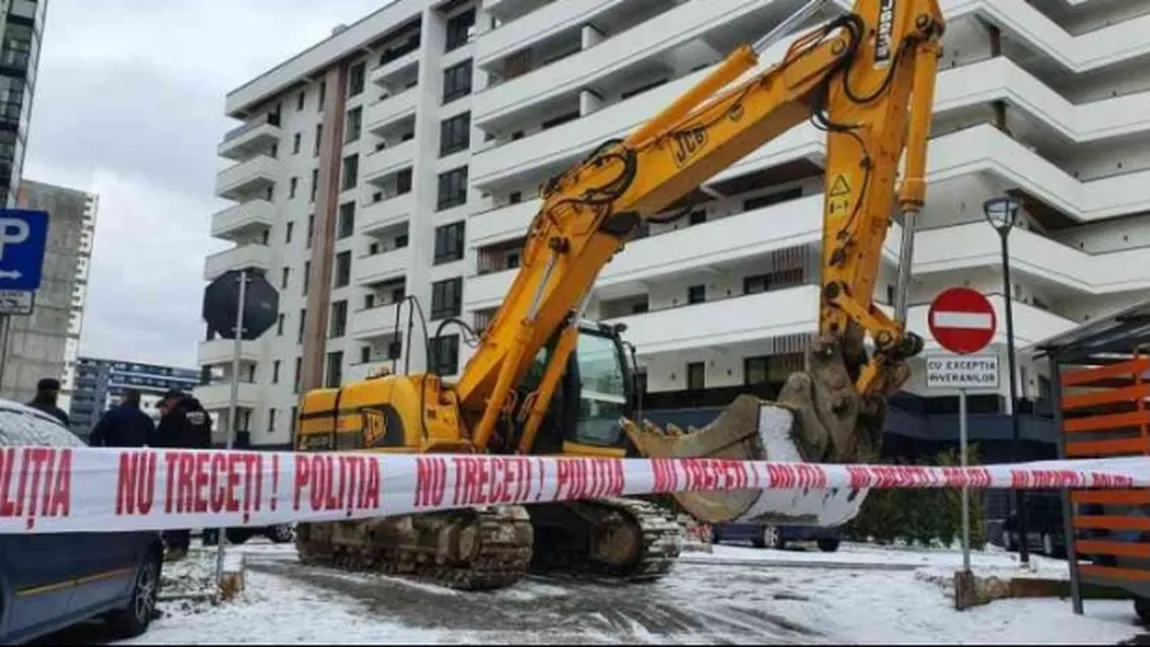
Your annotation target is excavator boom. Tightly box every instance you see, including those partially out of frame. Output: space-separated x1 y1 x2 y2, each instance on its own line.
455 0 944 468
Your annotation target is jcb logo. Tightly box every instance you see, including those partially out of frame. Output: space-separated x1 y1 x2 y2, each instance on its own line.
671 126 707 167
362 408 388 447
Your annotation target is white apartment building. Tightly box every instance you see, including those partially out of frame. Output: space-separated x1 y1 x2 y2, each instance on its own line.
199 0 1150 448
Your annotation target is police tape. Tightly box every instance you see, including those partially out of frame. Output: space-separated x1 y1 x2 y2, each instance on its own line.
0 445 1146 534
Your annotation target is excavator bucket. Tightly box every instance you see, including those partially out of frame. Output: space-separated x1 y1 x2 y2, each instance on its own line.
622 334 889 528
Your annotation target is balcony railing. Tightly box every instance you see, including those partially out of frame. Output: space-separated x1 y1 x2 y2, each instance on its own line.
223 112 281 143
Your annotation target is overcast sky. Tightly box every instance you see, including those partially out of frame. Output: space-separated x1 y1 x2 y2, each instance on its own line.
21 0 387 369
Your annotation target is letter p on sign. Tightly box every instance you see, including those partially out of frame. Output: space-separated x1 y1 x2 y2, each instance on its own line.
927 287 997 355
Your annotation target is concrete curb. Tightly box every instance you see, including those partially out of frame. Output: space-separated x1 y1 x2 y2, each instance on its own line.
679 557 921 571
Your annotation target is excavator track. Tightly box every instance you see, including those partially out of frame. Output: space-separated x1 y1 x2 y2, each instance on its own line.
294 505 534 591
527 497 683 584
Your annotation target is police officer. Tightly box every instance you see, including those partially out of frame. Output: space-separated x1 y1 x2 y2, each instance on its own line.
153 389 213 561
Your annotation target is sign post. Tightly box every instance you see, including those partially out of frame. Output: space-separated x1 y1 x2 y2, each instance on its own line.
201 269 280 590
0 210 49 393
926 287 1000 609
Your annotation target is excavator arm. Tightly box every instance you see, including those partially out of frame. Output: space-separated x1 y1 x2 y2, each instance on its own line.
454 0 944 468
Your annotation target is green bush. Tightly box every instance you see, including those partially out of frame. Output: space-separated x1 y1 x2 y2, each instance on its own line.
845 444 988 550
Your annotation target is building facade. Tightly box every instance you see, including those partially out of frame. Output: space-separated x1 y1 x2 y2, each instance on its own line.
69 356 199 440
200 0 1150 449
0 179 96 409
0 0 47 208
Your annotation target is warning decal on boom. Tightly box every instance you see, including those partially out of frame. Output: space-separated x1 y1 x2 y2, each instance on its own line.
829 174 851 197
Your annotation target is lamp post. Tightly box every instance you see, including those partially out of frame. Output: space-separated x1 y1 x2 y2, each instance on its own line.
983 195 1029 567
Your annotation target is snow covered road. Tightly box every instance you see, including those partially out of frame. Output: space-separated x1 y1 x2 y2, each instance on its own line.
80 539 1142 645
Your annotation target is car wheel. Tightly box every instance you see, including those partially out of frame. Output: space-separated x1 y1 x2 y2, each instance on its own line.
268 524 295 544
1136 596 1150 627
817 539 841 553
1042 533 1054 556
761 526 784 550
106 550 161 639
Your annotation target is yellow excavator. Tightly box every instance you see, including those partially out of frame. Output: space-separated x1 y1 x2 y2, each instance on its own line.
293 0 945 590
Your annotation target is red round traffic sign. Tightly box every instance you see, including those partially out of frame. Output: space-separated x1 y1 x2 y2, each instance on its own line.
927 287 997 355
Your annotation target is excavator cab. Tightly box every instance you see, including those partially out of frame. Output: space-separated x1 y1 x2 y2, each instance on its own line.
504 319 637 457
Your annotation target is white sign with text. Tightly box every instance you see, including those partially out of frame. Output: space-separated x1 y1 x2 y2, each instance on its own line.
925 354 1000 390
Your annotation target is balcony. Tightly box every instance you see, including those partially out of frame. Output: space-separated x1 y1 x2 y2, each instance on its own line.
194 380 260 410
351 303 402 339
604 286 820 356
218 113 281 161
363 141 415 185
370 49 419 88
210 199 276 241
477 0 631 69
469 198 540 248
359 194 414 233
355 248 407 285
473 0 785 130
366 88 417 134
203 244 272 281
215 155 279 201
197 339 262 365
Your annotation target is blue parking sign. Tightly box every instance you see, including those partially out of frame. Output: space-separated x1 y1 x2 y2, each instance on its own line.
0 209 49 292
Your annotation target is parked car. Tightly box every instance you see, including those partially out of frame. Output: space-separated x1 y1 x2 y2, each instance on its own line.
712 522 842 552
200 523 294 546
0 399 164 644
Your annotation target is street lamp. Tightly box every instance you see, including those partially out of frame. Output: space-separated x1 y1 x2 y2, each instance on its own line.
983 195 1029 567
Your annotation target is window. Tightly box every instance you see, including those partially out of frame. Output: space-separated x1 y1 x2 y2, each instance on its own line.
280 266 289 289
267 408 277 433
302 260 311 295
317 80 326 112
289 177 298 199
290 406 298 439
688 210 706 225
330 300 348 338
436 166 468 210
310 169 319 202
296 91 305 111
297 309 307 343
744 268 803 294
431 277 463 320
334 251 351 288
292 132 301 154
347 61 366 97
687 362 705 391
433 221 465 264
314 123 323 157
325 351 343 388
429 334 460 376
541 111 579 130
272 360 281 384
396 168 413 195
306 215 315 247
276 314 285 336
687 284 706 304
286 221 294 244
342 154 359 191
442 60 472 103
744 354 802 385
445 8 476 52
293 357 302 393
743 187 802 212
509 191 522 204
439 112 471 156
345 106 363 143
337 202 355 238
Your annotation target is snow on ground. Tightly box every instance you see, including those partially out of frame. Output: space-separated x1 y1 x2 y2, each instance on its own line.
103 538 1145 645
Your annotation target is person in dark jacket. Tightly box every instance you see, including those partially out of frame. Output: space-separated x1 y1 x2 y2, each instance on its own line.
27 378 70 427
89 388 156 448
154 389 213 561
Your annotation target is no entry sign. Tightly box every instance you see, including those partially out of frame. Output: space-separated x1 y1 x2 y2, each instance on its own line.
927 287 997 355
